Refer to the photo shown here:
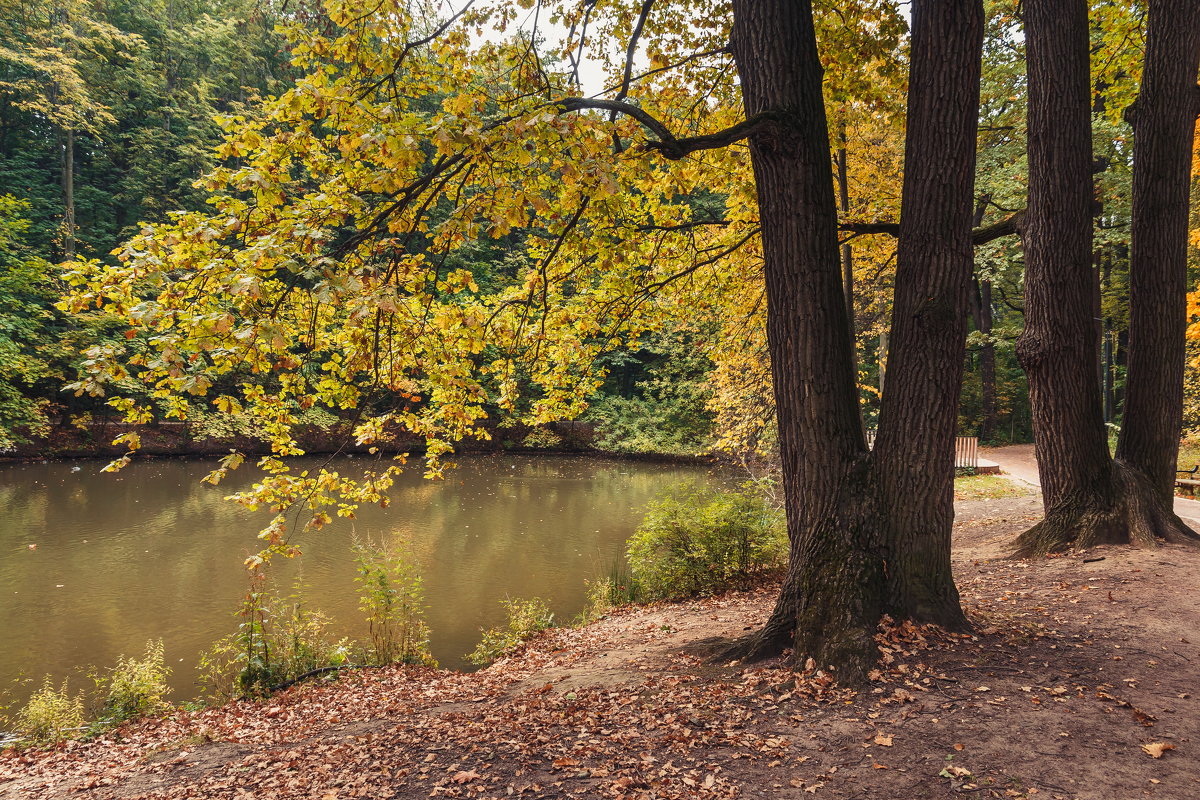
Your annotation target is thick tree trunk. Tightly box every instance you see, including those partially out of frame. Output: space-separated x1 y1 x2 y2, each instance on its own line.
1016 0 1124 554
724 0 885 683
721 0 980 682
1015 0 1199 556
872 0 981 632
1115 0 1200 510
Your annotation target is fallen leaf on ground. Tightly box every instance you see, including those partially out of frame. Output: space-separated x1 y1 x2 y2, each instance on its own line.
1141 742 1175 759
873 733 893 747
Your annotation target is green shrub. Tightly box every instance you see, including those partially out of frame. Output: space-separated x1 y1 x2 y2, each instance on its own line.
101 640 171 724
626 484 785 600
354 539 436 667
12 678 85 745
197 578 349 701
576 560 642 625
521 427 564 449
467 597 555 666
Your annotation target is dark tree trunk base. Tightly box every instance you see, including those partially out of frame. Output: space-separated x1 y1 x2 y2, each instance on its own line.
712 453 976 686
1013 462 1200 557
712 464 892 688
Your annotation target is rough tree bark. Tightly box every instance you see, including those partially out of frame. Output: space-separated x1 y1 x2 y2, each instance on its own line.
1114 0 1200 510
1015 0 1199 555
721 0 980 682
872 0 981 631
724 0 885 683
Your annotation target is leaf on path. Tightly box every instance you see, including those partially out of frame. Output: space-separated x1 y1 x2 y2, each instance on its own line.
873 733 893 747
1141 742 1175 759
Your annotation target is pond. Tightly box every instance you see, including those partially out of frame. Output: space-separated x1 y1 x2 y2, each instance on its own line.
0 454 722 702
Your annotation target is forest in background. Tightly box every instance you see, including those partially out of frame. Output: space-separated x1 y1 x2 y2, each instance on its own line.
0 0 1197 458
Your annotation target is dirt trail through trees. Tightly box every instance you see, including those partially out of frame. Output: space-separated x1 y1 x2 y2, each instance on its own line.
985 445 1200 526
3 488 1199 800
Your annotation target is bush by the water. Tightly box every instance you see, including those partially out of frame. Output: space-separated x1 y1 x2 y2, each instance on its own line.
7 678 85 746
626 485 785 600
100 639 171 724
354 539 436 668
467 597 555 666
197 579 351 701
199 541 434 702
1 641 171 747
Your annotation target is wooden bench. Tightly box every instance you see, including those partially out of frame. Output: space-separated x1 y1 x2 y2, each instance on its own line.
1177 466 1200 495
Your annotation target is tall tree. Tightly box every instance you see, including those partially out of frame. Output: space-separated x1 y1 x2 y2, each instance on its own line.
1016 0 1200 554
873 0 982 626
1114 0 1200 507
68 0 983 682
720 0 884 676
752 0 986 665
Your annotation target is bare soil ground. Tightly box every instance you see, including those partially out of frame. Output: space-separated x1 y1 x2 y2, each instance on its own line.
3 483 1199 800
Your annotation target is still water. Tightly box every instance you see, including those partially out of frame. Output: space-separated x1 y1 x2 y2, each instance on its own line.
0 454 719 701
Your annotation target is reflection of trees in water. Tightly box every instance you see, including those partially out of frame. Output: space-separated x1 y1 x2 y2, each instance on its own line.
0 456 721 695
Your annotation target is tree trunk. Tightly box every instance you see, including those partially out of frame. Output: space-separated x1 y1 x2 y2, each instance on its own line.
1015 0 1199 556
724 0 885 683
721 0 980 682
1115 0 1200 511
872 0 981 631
970 277 998 443
836 127 855 339
61 127 75 260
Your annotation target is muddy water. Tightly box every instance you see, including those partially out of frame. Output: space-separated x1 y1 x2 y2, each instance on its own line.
0 454 720 701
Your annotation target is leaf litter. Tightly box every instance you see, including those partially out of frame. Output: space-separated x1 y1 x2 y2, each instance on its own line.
3 493 1200 800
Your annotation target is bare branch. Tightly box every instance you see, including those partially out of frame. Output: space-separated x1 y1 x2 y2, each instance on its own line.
615 0 655 103
837 210 1027 247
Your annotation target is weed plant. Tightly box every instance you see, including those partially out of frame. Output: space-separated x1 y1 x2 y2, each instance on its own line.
467 597 555 666
354 538 436 667
98 639 171 725
7 678 85 746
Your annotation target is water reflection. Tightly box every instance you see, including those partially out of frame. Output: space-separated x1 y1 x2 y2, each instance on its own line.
0 454 719 701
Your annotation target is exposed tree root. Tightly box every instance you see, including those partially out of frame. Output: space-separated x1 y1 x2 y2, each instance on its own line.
1013 461 1200 557
710 463 887 688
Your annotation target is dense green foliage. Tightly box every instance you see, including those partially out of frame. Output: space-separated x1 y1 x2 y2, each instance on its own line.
587 334 716 456
626 485 786 600
0 196 60 447
0 0 290 449
0 0 1195 461
466 597 556 667
0 0 288 258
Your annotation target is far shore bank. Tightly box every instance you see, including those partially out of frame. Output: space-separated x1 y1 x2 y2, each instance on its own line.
0 420 718 466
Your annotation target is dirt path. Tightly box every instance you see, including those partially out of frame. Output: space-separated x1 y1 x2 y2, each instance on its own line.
3 491 1199 800
983 445 1200 525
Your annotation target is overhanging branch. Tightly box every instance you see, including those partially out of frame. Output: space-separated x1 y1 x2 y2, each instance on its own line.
554 97 782 159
